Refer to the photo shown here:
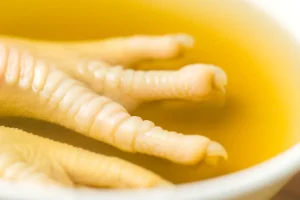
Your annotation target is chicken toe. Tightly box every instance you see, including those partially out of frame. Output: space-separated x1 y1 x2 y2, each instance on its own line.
0 126 169 188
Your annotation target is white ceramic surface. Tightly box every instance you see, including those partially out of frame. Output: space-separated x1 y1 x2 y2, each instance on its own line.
1 0 300 199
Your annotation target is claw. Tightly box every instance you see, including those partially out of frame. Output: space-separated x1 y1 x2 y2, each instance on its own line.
178 64 227 101
173 34 195 49
204 141 228 166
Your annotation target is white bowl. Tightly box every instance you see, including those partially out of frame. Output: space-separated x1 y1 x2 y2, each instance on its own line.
1 0 300 199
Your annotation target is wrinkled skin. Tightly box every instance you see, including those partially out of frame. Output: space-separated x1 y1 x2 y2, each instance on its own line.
0 34 228 188
0 126 170 188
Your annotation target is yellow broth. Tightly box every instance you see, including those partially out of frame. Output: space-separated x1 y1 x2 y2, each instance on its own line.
0 0 299 184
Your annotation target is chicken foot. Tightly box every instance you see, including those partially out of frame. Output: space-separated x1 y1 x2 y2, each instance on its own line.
0 44 227 165
1 34 226 111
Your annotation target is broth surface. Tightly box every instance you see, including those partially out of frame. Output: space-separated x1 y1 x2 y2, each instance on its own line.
0 0 296 184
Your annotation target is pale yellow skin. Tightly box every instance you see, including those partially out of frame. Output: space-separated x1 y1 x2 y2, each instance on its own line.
0 34 195 66
0 126 170 188
1 34 227 110
0 34 228 188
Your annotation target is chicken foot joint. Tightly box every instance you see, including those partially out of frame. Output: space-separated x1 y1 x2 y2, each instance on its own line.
0 34 228 188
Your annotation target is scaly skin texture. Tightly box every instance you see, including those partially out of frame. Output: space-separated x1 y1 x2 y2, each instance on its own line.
0 34 194 66
0 126 170 188
0 34 227 111
0 34 228 188
55 59 227 110
0 44 227 165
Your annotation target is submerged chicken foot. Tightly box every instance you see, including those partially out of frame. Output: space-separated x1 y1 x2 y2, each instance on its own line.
0 34 228 188
0 126 170 188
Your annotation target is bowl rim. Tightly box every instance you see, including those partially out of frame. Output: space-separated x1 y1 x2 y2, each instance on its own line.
0 144 300 200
